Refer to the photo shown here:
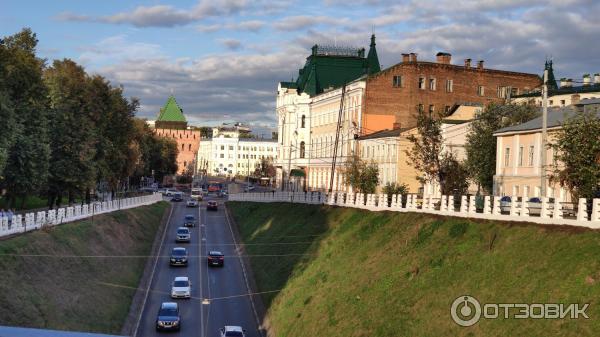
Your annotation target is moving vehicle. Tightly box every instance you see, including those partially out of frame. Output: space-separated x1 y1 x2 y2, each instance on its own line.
186 198 198 207
207 200 218 211
183 214 196 227
156 302 181 331
244 185 255 192
162 188 178 196
527 197 555 216
176 227 191 242
208 183 222 193
219 326 246 337
171 192 183 202
171 276 192 299
191 187 203 200
207 251 225 267
170 247 188 266
499 196 513 213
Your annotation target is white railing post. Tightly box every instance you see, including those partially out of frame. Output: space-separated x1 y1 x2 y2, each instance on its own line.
460 195 468 213
441 195 448 212
592 199 600 222
540 197 550 219
468 196 476 214
510 196 519 216
553 198 563 219
520 197 529 218
483 196 491 215
493 196 501 215
448 195 454 213
577 198 588 221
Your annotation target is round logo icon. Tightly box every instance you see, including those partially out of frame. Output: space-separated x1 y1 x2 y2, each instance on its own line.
451 295 482 327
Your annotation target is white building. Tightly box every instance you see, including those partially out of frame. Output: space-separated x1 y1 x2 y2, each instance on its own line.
197 135 278 177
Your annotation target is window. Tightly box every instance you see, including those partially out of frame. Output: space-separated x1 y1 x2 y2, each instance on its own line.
301 115 306 128
181 144 184 150
560 100 565 106
429 78 436 90
528 146 534 166
497 86 509 98
418 77 425 89
477 85 484 96
511 87 518 97
418 104 424 113
393 75 403 87
229 146 233 150
518 146 523 166
549 100 554 105
221 145 224 150
184 161 187 167
446 79 453 92
188 144 191 151
220 154 224 158
445 105 451 114
300 141 306 158
504 148 510 167
428 105 435 114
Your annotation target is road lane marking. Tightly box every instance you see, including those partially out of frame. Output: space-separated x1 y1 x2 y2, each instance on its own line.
198 201 205 337
133 202 174 337
224 205 264 337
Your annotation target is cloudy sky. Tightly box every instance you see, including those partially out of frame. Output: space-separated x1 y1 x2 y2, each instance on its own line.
3 0 600 136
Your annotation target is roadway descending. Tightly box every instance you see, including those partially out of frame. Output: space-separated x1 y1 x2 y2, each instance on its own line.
136 185 260 337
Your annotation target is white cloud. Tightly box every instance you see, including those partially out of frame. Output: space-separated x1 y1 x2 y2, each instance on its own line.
219 38 243 50
272 15 349 31
78 35 163 66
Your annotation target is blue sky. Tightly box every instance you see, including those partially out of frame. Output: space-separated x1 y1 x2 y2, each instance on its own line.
3 0 600 135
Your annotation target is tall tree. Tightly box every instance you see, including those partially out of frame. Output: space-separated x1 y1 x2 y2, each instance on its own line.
550 111 600 200
344 154 379 194
405 110 445 192
465 103 539 193
0 28 50 207
44 59 97 206
439 153 470 195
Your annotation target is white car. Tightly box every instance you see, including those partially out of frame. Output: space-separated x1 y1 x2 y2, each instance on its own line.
186 199 198 207
220 326 246 337
171 276 191 299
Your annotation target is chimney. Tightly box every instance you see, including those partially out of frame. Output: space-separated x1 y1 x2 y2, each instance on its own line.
436 52 452 64
393 122 402 129
594 73 600 84
477 60 484 70
583 74 591 86
571 94 581 105
464 58 471 68
409 53 417 62
402 53 410 63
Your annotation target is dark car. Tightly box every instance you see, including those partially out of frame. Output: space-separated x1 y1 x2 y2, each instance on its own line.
171 192 183 202
207 251 224 267
207 200 218 211
183 214 196 227
156 302 181 331
170 247 188 266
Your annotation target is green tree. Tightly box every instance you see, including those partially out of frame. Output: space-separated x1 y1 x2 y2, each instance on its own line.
0 28 50 208
199 126 213 138
254 157 276 178
465 103 538 193
405 110 445 192
344 154 379 194
439 153 470 196
382 182 409 196
44 59 97 206
550 111 600 200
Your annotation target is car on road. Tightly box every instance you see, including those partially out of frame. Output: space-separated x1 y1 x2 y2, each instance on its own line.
156 302 181 331
171 276 192 299
207 200 218 211
176 227 191 242
219 326 246 337
183 214 196 227
243 185 255 192
162 188 178 196
171 192 183 202
170 247 188 266
207 251 224 267
186 198 199 207
499 196 513 213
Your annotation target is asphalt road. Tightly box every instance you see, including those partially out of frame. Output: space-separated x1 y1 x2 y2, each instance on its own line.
135 186 260 337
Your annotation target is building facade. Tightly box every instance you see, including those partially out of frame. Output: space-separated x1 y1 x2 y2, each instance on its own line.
362 52 542 135
197 134 278 178
153 96 200 174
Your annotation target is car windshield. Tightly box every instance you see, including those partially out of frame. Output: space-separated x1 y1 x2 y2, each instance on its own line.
172 249 186 256
177 229 189 234
173 280 189 287
225 332 243 337
185 215 194 220
158 308 178 317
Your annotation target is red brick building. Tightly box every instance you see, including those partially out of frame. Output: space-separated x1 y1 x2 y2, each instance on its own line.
154 95 200 174
362 52 542 134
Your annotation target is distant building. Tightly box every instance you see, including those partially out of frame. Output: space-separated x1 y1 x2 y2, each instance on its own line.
362 52 542 135
493 98 600 201
153 95 201 174
197 134 278 177
212 123 251 138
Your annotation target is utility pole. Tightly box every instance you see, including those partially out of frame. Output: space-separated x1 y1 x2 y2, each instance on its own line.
329 84 346 193
287 143 293 191
540 67 549 197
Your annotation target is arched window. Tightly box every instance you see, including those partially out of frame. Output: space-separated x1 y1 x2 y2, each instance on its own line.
181 144 184 150
188 144 191 151
301 115 306 128
300 141 306 158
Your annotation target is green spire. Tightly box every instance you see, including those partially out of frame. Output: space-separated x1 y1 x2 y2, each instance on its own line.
157 95 186 123
367 34 381 74
545 60 558 91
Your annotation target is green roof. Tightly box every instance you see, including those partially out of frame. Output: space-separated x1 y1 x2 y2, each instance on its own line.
157 95 186 123
283 37 381 97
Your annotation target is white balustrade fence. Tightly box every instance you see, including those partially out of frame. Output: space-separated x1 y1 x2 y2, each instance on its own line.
228 192 600 229
0 193 163 238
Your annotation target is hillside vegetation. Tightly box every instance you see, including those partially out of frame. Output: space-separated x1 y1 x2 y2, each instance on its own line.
0 201 169 334
229 202 600 337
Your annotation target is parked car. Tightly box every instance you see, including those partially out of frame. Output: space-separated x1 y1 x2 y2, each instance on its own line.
175 227 191 243
156 302 181 331
171 276 192 299
219 326 246 337
527 197 555 216
171 192 183 202
186 199 198 207
183 214 196 227
163 188 178 196
207 200 218 211
170 247 188 266
207 251 224 267
499 196 513 213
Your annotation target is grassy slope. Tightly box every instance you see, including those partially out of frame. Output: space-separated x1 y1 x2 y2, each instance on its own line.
0 201 169 334
229 202 600 337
